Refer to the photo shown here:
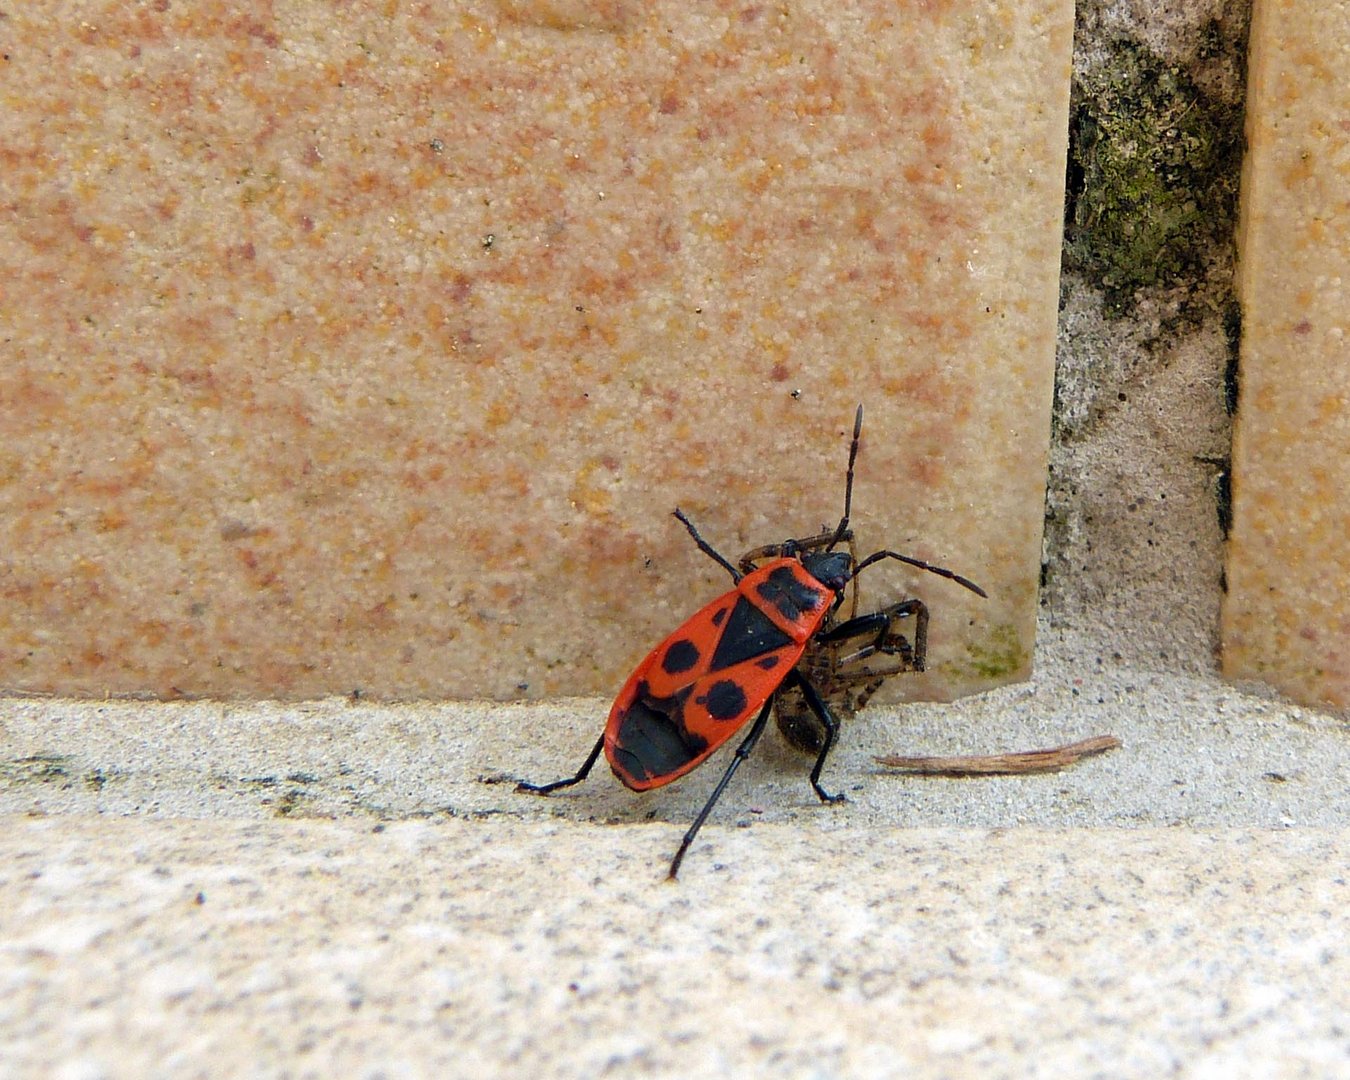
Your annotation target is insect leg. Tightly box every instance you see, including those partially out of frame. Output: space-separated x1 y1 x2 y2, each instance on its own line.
788 670 847 804
667 697 774 879
737 527 850 574
846 529 860 620
905 598 928 672
738 538 800 574
515 734 605 795
816 608 894 645
819 599 929 672
673 508 742 583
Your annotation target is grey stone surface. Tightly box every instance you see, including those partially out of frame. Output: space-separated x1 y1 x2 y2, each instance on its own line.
2 627 1348 833
2 623 1347 1076
1 816 1345 1079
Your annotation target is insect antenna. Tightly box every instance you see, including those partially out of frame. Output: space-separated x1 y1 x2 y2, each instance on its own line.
851 549 988 597
673 508 742 583
827 403 864 552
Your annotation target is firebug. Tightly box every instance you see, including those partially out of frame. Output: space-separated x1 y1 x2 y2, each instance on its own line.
517 405 986 878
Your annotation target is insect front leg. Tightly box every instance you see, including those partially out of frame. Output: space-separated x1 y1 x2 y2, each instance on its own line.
515 734 605 795
820 598 929 673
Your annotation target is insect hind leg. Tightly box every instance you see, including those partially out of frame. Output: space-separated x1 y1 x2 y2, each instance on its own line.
515 734 605 795
667 697 774 879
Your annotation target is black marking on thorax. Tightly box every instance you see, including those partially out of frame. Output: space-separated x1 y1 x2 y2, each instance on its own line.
755 565 827 622
710 596 794 670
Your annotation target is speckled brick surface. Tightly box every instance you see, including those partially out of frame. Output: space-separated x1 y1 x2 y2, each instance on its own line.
0 2 1072 699
1223 1 1350 708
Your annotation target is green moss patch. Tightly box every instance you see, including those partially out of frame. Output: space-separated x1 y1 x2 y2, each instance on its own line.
1064 34 1246 311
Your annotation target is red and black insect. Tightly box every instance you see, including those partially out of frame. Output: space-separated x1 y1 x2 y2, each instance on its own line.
517 406 986 877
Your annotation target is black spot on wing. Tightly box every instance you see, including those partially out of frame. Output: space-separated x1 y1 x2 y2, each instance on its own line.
710 596 793 670
755 565 825 622
661 638 700 675
612 683 705 785
697 679 747 722
710 606 728 627
755 655 781 670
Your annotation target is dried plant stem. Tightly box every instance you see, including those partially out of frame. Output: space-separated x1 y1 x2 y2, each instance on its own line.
874 735 1121 776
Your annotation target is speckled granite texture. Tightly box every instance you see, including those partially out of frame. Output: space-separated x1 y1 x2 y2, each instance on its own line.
3 628 1348 1076
0 1 1073 700
2 816 1345 1078
1223 1 1350 708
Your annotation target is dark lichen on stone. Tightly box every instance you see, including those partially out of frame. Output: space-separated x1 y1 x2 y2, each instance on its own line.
1 754 73 785
1063 27 1248 313
1222 297 1242 415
